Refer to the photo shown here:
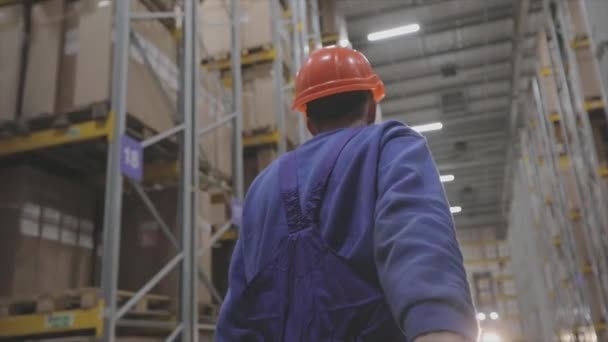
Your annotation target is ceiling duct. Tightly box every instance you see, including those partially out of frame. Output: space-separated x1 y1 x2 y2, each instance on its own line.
440 90 468 114
440 63 458 77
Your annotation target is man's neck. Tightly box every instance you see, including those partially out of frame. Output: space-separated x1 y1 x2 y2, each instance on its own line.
314 118 368 134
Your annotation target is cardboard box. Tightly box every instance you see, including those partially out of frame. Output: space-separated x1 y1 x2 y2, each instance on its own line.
318 0 339 35
591 117 608 167
566 0 589 39
0 5 22 122
199 70 234 179
239 63 299 143
200 190 228 225
22 0 64 118
575 48 603 100
199 0 291 59
0 1 63 121
0 165 96 297
256 146 277 171
197 218 213 304
119 187 180 301
56 1 176 133
120 187 217 305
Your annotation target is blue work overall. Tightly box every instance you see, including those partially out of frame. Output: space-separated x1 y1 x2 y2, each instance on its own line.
224 128 405 341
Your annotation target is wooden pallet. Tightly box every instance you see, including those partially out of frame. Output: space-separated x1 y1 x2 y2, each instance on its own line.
0 101 110 137
0 288 172 319
116 290 172 318
0 287 99 317
198 303 219 323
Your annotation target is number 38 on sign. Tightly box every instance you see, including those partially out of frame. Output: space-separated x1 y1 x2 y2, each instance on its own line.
120 135 143 182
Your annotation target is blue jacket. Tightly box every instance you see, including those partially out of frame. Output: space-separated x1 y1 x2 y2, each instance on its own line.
217 120 478 341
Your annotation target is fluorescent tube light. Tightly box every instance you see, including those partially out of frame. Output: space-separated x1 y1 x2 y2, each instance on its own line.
98 0 111 8
411 122 443 133
450 206 462 214
440 174 455 183
367 23 420 42
338 39 351 48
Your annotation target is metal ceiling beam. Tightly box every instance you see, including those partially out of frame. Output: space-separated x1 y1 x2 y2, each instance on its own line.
502 0 533 217
384 91 508 116
438 157 505 171
383 57 512 85
345 0 455 22
370 33 536 69
384 107 509 127
433 144 506 161
386 74 512 101
385 92 508 116
427 131 508 145
352 1 542 45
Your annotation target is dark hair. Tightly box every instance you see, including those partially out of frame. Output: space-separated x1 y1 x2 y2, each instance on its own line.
306 90 372 123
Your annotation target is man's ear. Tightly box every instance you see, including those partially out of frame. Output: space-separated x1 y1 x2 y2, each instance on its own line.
366 101 377 124
307 116 318 136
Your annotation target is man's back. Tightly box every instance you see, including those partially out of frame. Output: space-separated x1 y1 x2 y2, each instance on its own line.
217 120 477 341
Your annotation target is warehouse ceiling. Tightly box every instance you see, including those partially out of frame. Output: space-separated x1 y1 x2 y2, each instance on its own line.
339 0 542 234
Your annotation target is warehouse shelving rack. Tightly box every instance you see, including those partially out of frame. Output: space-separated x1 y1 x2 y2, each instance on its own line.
511 0 608 340
0 0 324 341
509 164 556 341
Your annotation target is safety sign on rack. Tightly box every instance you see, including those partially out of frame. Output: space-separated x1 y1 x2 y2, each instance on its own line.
120 135 143 182
231 198 243 228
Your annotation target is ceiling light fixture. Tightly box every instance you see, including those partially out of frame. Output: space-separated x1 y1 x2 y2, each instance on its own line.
98 0 111 8
338 38 351 48
476 312 486 321
367 23 420 42
489 312 499 320
450 206 462 214
411 122 443 133
440 174 455 183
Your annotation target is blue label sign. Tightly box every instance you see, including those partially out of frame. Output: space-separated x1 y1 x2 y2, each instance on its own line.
120 135 143 182
231 198 243 228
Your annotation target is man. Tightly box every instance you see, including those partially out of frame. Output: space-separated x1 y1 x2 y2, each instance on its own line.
216 47 478 342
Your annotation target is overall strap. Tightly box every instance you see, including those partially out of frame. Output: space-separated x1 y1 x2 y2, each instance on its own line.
279 151 311 231
279 127 363 232
304 127 362 224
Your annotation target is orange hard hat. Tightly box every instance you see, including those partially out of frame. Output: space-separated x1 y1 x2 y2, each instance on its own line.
292 46 385 113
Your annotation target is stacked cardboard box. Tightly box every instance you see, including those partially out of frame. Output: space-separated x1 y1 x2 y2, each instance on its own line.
244 145 277 191
0 165 96 297
0 0 177 132
200 71 234 178
119 187 227 304
318 0 339 35
240 63 299 142
199 0 291 61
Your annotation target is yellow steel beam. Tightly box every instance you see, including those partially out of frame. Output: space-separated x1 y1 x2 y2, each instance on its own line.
559 155 570 169
571 37 590 50
243 130 280 148
540 67 553 77
494 275 514 282
496 294 518 301
203 48 277 71
584 99 605 112
569 208 582 221
464 256 511 266
459 239 501 247
549 112 561 122
144 160 180 184
0 300 103 338
0 114 113 157
219 228 239 241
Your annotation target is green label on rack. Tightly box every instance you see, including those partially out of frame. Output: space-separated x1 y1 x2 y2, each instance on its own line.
46 313 74 329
